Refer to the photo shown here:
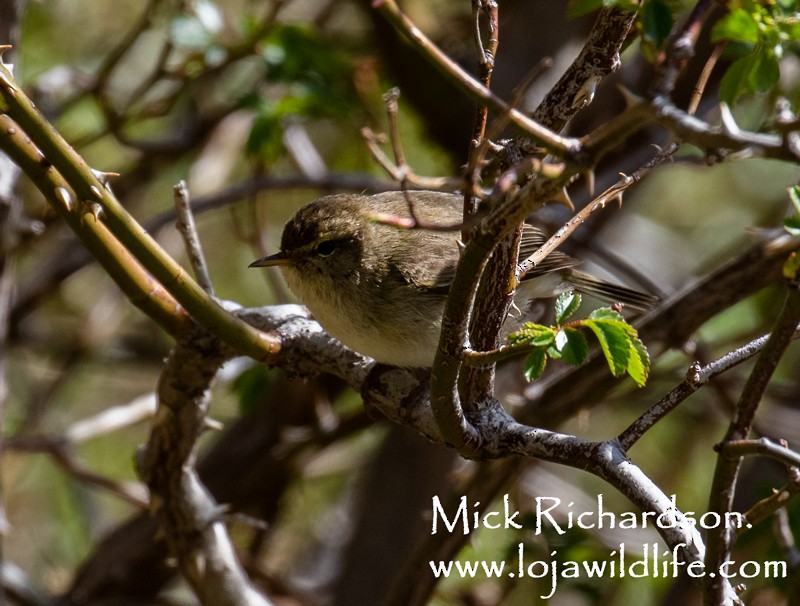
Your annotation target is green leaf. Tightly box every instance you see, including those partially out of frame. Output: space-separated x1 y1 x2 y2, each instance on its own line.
641 0 674 49
711 8 760 44
783 253 800 280
784 216 800 237
584 318 630 377
750 51 780 92
627 333 651 387
586 307 649 385
567 0 604 19
718 54 756 105
245 105 284 161
555 291 581 325
557 328 589 367
523 349 547 382
232 365 273 415
789 186 800 214
508 323 556 348
587 306 627 324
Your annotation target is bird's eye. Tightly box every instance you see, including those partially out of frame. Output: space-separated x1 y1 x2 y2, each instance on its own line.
315 240 336 256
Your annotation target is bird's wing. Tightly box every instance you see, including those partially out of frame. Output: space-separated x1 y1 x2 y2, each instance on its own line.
393 229 460 295
398 224 583 293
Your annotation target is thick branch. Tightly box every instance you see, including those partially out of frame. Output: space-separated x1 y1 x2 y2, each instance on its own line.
533 5 638 131
138 329 274 606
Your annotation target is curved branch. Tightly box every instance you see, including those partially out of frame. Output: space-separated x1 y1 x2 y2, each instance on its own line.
371 0 579 157
138 330 274 606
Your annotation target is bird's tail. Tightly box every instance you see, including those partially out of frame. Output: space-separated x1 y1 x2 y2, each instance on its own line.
566 269 658 312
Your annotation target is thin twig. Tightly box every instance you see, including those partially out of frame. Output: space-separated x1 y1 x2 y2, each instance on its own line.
5 437 149 508
772 506 800 568
372 0 578 157
65 393 157 443
468 0 499 156
687 42 725 116
383 88 408 177
174 180 215 296
518 142 677 281
464 57 553 201
720 437 800 470
652 0 714 98
361 126 462 191
739 470 800 538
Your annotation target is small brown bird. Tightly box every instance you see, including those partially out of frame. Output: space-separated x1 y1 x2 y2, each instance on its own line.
251 191 656 367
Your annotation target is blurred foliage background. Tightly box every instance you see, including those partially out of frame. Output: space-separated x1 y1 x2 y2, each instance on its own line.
2 0 800 605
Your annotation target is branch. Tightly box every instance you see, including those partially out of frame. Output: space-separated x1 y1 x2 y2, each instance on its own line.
0 114 188 336
516 145 674 280
371 0 579 157
4 436 149 508
0 61 281 362
721 437 800 470
469 0 499 146
532 5 638 131
138 329 275 606
174 180 215 296
361 125 462 192
651 0 714 98
361 370 711 596
648 96 798 162
618 327 800 451
386 230 800 606
10 171 404 330
739 468 800 537
704 271 800 604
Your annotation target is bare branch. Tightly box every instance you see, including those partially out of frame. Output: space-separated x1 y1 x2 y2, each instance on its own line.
174 180 215 296
533 6 638 131
138 330 275 606
721 437 800 470
705 275 800 604
739 470 800 538
619 327 800 451
361 126 462 192
371 0 579 157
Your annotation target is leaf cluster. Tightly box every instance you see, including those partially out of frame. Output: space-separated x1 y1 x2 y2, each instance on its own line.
571 0 800 105
711 0 800 104
243 25 356 162
507 292 650 387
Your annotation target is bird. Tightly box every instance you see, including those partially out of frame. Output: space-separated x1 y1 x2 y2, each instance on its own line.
250 191 656 367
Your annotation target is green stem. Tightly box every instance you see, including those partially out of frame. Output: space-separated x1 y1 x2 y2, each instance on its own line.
0 62 280 362
0 115 187 335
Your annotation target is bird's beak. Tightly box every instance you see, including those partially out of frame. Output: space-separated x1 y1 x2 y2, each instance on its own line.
249 252 291 268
